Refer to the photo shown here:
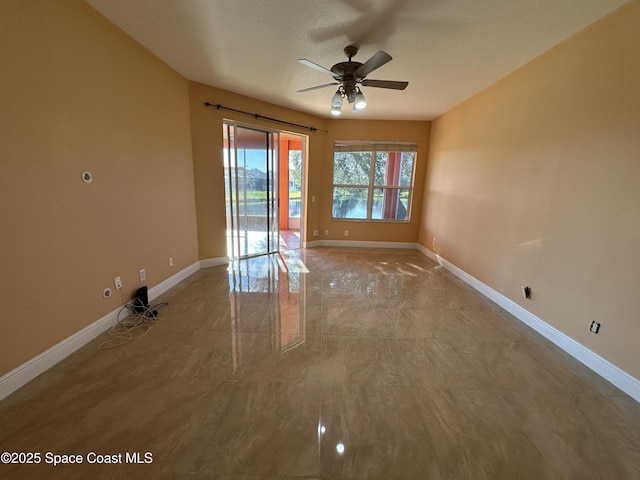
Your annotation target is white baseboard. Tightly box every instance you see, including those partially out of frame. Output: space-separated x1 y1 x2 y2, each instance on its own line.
303 240 322 248
0 261 202 401
305 240 418 249
0 308 121 401
199 256 229 268
417 244 640 403
149 261 200 302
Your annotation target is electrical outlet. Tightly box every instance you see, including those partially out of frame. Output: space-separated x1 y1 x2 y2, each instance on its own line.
522 286 531 299
312 196 316 203
313 229 318 237
114 276 122 289
168 257 174 267
590 321 601 334
139 269 146 282
344 230 349 237
324 230 329 236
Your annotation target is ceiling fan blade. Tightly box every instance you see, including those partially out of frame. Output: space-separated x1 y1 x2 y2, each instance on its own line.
354 51 392 78
361 79 408 90
298 59 335 77
297 83 339 93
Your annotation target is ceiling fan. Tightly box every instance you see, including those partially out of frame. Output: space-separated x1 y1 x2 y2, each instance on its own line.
297 44 408 115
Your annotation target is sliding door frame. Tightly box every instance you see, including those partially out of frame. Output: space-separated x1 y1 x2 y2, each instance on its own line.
224 121 280 260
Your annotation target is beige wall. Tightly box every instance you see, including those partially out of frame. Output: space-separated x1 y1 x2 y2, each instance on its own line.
0 0 199 375
188 87 431 255
322 119 431 242
420 1 640 378
188 82 327 260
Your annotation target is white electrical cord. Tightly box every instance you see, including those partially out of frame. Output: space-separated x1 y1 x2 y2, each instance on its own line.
99 301 167 349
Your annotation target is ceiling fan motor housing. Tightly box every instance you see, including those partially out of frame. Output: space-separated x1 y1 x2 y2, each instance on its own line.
331 46 364 103
331 65 360 103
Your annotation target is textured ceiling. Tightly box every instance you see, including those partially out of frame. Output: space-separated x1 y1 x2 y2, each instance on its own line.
85 0 630 120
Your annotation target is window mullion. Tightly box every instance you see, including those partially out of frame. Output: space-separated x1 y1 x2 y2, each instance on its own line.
367 149 376 219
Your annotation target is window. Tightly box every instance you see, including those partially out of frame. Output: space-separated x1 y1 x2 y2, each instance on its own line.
332 141 417 221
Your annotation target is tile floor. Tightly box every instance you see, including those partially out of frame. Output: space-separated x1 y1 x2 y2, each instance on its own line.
1 247 639 479
279 229 301 251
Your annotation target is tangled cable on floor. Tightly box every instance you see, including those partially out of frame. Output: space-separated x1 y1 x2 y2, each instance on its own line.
99 301 168 349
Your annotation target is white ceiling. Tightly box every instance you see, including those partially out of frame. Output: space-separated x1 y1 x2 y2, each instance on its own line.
85 0 629 120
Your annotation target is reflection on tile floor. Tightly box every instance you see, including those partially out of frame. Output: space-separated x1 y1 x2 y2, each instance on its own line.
1 247 640 479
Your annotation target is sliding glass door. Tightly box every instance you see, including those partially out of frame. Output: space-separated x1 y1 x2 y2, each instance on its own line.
224 123 279 259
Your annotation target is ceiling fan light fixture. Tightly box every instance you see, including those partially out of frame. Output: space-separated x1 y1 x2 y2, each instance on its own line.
330 89 343 115
331 90 343 107
353 88 367 112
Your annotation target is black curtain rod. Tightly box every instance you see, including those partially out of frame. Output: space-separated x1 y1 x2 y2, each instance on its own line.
204 102 327 133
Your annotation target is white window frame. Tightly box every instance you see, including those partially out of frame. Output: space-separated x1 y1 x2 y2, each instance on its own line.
331 141 418 222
